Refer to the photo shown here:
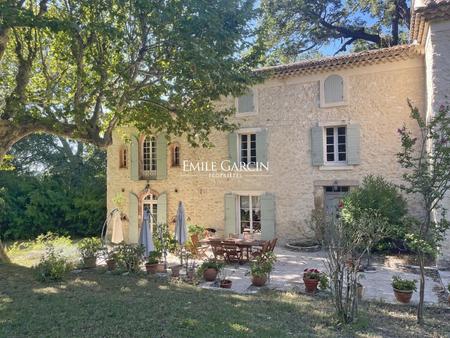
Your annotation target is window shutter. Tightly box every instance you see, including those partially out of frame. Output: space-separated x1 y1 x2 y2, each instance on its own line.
260 193 275 240
228 133 238 164
324 75 344 103
311 126 324 166
128 192 139 243
156 134 167 180
157 192 167 225
347 124 361 165
224 193 237 237
130 135 139 181
256 129 268 164
237 90 254 113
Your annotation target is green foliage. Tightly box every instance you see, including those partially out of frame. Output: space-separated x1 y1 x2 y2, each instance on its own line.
147 251 162 265
78 237 103 259
341 175 408 251
259 0 409 63
115 243 145 273
250 251 276 277
0 135 106 241
0 155 14 171
392 275 417 292
153 223 177 254
33 244 72 282
188 224 206 236
7 232 72 255
319 274 329 291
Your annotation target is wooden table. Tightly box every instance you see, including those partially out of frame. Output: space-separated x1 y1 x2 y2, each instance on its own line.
200 237 267 262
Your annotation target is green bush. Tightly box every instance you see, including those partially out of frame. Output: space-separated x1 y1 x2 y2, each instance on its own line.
250 252 277 278
78 237 103 259
115 243 145 273
392 275 417 291
341 175 408 251
33 245 72 282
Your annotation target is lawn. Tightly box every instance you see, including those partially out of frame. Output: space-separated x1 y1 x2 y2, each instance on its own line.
1 242 450 337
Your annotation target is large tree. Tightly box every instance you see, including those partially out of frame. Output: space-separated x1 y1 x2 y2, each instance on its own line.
0 0 262 262
259 0 410 63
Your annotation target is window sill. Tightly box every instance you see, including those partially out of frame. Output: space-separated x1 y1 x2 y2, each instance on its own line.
235 112 257 117
319 165 354 171
319 101 348 109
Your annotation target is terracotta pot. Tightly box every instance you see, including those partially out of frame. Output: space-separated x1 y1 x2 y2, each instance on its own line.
220 279 232 289
171 265 183 277
203 268 218 281
252 275 267 287
145 263 165 274
393 289 413 304
106 259 116 271
83 256 97 269
303 277 319 293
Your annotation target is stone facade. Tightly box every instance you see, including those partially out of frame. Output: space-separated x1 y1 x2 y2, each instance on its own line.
107 57 426 244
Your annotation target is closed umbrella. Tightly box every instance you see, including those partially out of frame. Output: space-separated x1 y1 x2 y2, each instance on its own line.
139 209 155 257
110 210 124 244
175 201 187 245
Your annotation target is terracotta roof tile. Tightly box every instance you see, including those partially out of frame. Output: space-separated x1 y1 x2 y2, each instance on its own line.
411 0 450 44
255 45 419 78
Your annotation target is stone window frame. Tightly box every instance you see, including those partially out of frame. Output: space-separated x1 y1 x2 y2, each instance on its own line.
323 125 347 165
139 135 157 179
170 142 181 167
119 145 128 169
313 180 358 212
320 74 348 108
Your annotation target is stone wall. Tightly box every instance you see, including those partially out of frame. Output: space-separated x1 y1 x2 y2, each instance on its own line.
107 57 425 244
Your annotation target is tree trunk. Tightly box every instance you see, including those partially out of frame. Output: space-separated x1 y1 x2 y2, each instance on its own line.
0 239 10 263
417 252 425 324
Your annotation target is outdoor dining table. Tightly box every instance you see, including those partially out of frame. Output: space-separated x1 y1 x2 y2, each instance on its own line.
199 237 267 262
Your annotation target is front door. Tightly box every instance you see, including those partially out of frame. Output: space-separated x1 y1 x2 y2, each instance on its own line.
324 186 349 218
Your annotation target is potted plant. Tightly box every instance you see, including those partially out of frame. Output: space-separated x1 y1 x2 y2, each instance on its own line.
392 275 417 304
171 264 183 277
250 252 276 287
198 260 224 281
220 279 232 288
145 251 165 274
104 248 118 271
78 237 103 268
303 268 322 293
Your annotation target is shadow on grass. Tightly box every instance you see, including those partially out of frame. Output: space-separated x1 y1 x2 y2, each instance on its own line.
0 263 449 338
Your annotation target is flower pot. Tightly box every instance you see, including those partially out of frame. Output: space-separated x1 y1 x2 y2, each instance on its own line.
203 268 218 281
171 265 183 277
145 263 165 274
252 275 267 287
393 289 413 304
83 256 97 269
303 277 319 293
220 279 232 289
106 259 116 271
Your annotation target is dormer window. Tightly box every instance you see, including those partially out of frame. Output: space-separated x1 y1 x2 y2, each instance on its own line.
321 74 346 107
236 89 257 115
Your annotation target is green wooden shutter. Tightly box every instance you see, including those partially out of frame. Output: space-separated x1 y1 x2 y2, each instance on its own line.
157 192 167 225
228 133 238 164
128 192 139 243
311 126 324 166
224 193 237 237
156 134 167 180
256 129 268 164
237 90 254 113
130 135 139 181
260 193 275 240
347 124 360 165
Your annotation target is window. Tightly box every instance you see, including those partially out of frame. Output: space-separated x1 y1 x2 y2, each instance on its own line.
236 89 255 114
325 126 346 163
119 146 128 169
239 195 261 234
321 74 345 107
171 144 180 167
142 136 157 176
239 133 256 165
324 186 349 193
142 194 157 228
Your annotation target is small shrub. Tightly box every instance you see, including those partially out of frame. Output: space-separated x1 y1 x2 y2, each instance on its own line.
392 275 417 291
303 268 322 280
250 252 277 277
116 243 145 273
146 251 162 264
153 223 177 253
78 237 103 259
33 245 71 282
197 260 224 276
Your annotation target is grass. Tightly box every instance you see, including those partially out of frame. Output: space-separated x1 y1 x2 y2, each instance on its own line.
1 241 450 337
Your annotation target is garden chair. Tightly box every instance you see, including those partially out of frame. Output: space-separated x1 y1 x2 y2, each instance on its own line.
209 239 225 260
251 240 270 259
190 234 209 260
268 238 278 252
222 242 243 264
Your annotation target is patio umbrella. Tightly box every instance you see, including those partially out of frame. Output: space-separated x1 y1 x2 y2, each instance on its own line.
175 201 188 246
139 209 155 257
